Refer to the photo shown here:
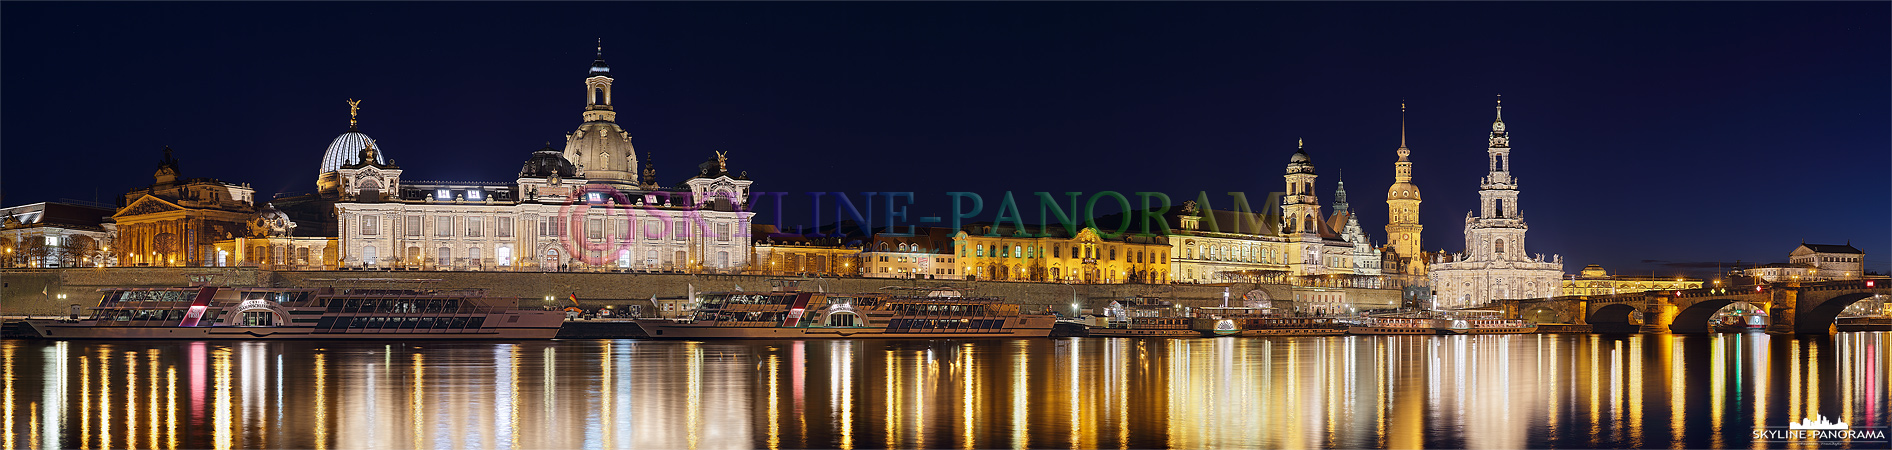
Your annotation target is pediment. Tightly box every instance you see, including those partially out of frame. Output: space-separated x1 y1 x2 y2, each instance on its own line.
114 195 186 218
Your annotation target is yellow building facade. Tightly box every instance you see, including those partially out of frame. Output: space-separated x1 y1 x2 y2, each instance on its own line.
952 225 1169 284
1560 264 1703 296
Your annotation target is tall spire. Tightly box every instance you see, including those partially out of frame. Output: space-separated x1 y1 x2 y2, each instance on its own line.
1334 170 1350 214
1399 100 1408 149
1488 95 1509 148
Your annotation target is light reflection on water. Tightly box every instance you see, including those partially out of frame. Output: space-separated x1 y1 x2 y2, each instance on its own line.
0 333 1886 449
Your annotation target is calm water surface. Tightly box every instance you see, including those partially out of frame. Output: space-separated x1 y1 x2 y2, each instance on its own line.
1 333 1887 449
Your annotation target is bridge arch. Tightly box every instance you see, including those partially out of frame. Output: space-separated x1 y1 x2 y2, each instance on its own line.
1589 304 1642 333
1521 303 1569 324
1670 298 1744 334
1796 292 1883 334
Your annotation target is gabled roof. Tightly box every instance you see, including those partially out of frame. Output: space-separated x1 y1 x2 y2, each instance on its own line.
113 195 187 218
1798 243 1864 254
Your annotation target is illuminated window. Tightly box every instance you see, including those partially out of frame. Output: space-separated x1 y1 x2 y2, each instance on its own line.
436 189 451 200
467 190 483 201
497 246 512 266
587 192 603 203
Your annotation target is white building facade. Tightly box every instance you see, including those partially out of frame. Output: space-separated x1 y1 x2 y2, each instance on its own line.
1430 99 1564 308
332 50 754 272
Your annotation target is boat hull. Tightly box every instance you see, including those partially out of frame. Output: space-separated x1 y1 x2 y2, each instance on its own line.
636 321 1053 339
1227 328 1347 337
1347 326 1439 335
1443 325 1538 335
25 316 564 340
1087 328 1199 338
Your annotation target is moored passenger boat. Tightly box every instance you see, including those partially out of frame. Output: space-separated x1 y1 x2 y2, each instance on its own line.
24 286 564 339
1086 299 1198 338
1345 317 1439 335
1431 310 1538 334
1189 307 1347 337
1435 318 1538 334
635 286 1054 339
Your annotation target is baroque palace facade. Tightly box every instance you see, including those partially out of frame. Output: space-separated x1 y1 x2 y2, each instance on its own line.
1429 99 1565 308
330 49 754 272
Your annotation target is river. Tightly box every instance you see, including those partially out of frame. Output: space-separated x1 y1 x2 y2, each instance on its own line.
1 332 1886 449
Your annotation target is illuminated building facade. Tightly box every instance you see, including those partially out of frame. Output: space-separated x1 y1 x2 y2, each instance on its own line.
1560 264 1703 296
749 225 863 277
952 224 1169 283
108 147 260 267
1168 142 1385 291
859 228 961 279
331 49 755 271
0 202 114 268
1788 243 1865 280
1429 99 1564 308
1741 243 1866 282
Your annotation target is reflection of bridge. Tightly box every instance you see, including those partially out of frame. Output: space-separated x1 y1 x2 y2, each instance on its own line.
1498 280 1890 334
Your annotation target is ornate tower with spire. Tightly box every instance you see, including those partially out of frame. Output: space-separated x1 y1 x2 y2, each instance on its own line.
1335 173 1385 276
564 40 639 188
1282 139 1321 237
1428 96 1564 309
1386 101 1425 275
1282 139 1326 275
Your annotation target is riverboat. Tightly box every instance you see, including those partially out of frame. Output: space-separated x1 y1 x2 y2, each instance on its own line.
1345 317 1439 335
1086 299 1199 337
23 286 565 340
1190 307 1348 337
1431 310 1538 334
635 285 1054 339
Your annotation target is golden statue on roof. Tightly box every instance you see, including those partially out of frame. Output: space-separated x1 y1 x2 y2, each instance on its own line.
347 98 362 128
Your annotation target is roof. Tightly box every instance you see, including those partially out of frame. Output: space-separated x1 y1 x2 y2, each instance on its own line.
0 202 113 230
1798 243 1864 254
320 130 386 174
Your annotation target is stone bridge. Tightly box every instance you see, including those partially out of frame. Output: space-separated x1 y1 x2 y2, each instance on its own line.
1499 280 1891 334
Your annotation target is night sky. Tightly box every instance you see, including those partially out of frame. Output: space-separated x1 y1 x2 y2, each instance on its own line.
3 3 1886 278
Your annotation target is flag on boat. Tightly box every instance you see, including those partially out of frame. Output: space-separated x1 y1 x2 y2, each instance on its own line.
569 293 581 307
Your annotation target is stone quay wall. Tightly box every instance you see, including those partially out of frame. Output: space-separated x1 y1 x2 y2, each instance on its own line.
3 268 1398 315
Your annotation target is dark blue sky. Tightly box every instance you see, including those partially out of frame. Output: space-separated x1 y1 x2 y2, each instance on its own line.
4 2 1886 278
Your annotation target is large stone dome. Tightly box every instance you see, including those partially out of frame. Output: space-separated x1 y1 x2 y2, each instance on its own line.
320 131 386 174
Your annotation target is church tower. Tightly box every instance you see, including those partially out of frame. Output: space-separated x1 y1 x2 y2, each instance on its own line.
1427 96 1563 308
1385 102 1424 275
564 40 639 189
1468 96 1524 261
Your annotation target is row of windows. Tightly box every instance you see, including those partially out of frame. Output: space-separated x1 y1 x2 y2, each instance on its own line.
878 266 956 274
1185 243 1285 264
886 319 1008 331
313 316 488 331
354 215 735 243
963 243 1167 264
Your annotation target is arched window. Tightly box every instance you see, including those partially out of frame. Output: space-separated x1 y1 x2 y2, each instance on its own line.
497 246 512 266
594 88 606 105
1303 215 1315 233
1494 199 1504 218
1495 239 1505 254
438 247 451 266
361 246 378 265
